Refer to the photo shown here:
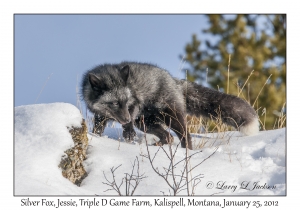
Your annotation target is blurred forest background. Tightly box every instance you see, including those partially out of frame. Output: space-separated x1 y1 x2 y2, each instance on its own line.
182 14 286 130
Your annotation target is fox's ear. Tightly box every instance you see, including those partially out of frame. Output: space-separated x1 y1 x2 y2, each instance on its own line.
89 73 106 91
120 65 130 83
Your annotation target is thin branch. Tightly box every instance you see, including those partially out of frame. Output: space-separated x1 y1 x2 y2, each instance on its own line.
102 157 146 196
189 146 219 173
35 72 53 103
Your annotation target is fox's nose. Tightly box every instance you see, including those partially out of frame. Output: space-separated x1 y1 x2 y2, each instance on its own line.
119 114 131 124
119 108 131 124
124 117 131 124
119 118 131 125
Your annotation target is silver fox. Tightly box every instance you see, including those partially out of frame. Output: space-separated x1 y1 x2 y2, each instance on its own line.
81 62 259 150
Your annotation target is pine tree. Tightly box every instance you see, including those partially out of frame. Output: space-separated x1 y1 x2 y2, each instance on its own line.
183 14 286 130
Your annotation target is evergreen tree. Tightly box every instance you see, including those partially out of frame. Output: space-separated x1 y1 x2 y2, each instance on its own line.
183 14 286 130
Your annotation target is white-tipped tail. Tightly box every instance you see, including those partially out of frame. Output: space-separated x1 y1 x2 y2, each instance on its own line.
240 118 259 136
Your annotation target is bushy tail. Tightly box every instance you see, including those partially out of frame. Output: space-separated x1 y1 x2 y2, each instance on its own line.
178 80 259 135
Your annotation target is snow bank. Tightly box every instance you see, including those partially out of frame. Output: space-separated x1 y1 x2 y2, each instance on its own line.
14 103 84 195
14 103 286 195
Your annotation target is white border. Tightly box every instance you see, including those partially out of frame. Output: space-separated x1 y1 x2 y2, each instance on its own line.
2 0 297 209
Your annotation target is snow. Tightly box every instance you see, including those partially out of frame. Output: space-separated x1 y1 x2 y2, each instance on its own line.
14 103 286 196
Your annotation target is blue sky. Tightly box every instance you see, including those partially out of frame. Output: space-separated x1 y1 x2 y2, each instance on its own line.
14 15 208 107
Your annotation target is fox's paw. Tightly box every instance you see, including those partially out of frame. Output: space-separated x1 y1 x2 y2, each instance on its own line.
181 140 193 150
93 126 105 136
123 129 136 142
152 135 174 146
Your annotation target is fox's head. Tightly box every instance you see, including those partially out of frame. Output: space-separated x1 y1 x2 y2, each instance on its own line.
84 65 133 124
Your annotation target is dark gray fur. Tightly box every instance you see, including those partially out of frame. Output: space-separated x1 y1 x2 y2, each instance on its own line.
81 62 259 150
178 80 258 129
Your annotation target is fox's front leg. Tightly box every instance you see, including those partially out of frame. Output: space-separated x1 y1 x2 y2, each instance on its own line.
122 104 139 141
93 113 109 136
122 122 136 141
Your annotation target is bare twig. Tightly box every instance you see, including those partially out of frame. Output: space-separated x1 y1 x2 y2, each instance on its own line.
102 157 147 195
252 74 272 107
140 114 212 195
227 54 231 94
35 72 53 103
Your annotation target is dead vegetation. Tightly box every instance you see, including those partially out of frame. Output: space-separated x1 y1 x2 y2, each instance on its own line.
59 119 89 186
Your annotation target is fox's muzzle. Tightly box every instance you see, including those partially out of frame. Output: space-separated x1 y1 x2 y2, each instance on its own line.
118 117 131 125
117 109 131 125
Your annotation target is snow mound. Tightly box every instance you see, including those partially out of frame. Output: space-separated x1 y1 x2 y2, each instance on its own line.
15 103 84 195
14 103 286 195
